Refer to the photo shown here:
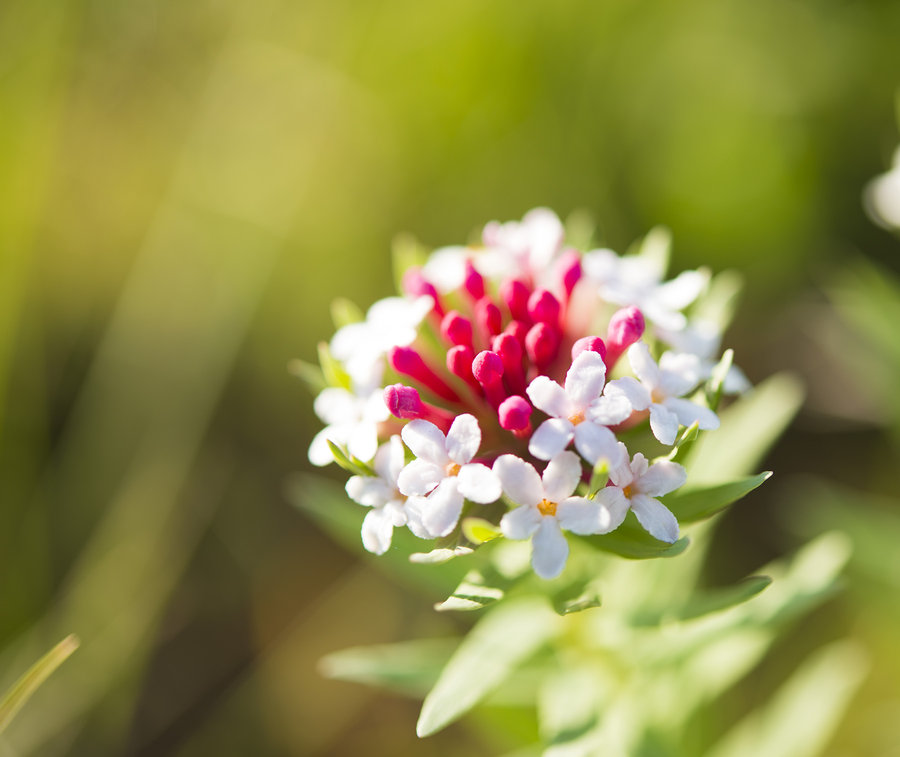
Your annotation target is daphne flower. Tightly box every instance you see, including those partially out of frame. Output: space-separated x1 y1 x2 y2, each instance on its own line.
582 246 708 332
606 341 719 445
397 414 501 538
330 295 434 386
527 351 633 462
482 207 565 281
495 452 615 579
657 320 751 394
308 384 390 466
595 450 686 543
346 436 416 554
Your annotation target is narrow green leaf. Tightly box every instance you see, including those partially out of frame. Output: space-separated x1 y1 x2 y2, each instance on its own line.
0 635 80 734
587 457 610 496
676 576 771 622
320 639 457 698
326 440 375 476
663 471 771 523
707 349 734 412
583 514 689 560
435 573 506 612
416 598 558 737
330 297 364 329
462 517 502 545
665 421 700 464
317 341 351 390
551 582 602 616
287 358 326 393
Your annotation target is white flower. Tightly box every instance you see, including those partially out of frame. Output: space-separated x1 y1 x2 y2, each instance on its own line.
330 295 433 386
864 145 900 231
606 342 719 445
495 452 614 579
346 436 415 555
308 384 390 466
657 320 750 395
582 247 708 331
397 414 501 538
526 351 633 462
595 450 686 543
481 207 565 280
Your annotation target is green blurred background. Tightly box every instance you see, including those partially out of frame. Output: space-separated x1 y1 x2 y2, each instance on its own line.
2 0 900 754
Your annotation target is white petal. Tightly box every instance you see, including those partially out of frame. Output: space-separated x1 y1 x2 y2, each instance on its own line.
347 421 379 462
563 351 607 411
528 418 575 461
382 435 406 486
627 342 661 388
313 387 357 425
384 499 409 527
629 452 650 480
401 419 449 464
308 428 338 467
658 352 703 397
493 454 544 506
573 423 619 467
607 442 635 487
587 393 633 425
630 494 680 543
446 413 481 464
594 487 631 531
663 397 720 432
637 460 687 498
531 518 569 579
421 479 465 538
361 507 394 555
346 476 391 507
500 504 542 540
557 497 610 535
422 246 469 292
723 365 751 395
649 403 680 445
526 376 571 418
604 377 651 411
457 463 502 503
542 451 583 502
397 459 444 496
655 270 708 311
403 498 432 539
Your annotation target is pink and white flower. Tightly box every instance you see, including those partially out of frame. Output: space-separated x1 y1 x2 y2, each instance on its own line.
595 450 687 543
308 384 390 466
495 452 616 579
398 414 501 538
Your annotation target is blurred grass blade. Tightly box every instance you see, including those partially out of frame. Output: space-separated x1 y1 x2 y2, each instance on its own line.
0 635 79 735
417 598 558 737
663 471 772 523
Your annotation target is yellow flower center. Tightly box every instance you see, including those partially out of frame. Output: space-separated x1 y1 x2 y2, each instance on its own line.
446 462 461 476
537 498 558 517
622 485 633 499
568 412 585 426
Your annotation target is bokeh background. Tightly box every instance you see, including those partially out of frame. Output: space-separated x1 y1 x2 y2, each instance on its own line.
2 0 900 754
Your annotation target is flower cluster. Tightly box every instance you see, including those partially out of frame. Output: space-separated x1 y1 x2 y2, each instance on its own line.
306 209 747 579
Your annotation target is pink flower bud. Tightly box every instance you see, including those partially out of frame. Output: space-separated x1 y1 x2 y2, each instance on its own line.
498 395 532 433
383 384 453 429
527 289 560 327
441 311 473 347
605 306 645 368
474 297 503 340
464 260 485 300
472 350 507 408
389 346 460 403
556 249 583 299
525 323 561 370
401 268 443 318
499 279 531 322
492 332 526 395
571 336 607 362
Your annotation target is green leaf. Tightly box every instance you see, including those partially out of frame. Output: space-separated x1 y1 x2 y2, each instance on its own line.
664 421 699 464
326 440 375 476
587 457 610 495
663 471 772 523
435 570 507 612
707 348 734 411
0 635 80 735
416 598 558 737
663 576 771 624
551 582 602 616
320 638 457 698
287 358 326 393
317 341 351 390
330 297 364 329
462 517 502 545
583 514 689 560
685 373 803 484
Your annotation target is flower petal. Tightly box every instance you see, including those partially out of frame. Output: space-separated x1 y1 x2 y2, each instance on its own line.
500 504 542 540
397 459 444 496
308 428 338 467
627 342 661 388
655 269 708 311
346 475 391 507
382 435 407 485
630 494 679 543
649 403 680 445
457 462 502 503
564 351 607 411
361 507 394 555
526 376 571 418
420 479 465 538
313 387 357 424
347 421 379 462
401 419 449 464
446 413 481 464
658 352 703 397
542 451 583 502
573 422 620 467
531 518 569 579
594 487 631 531
529 418 575 461
493 454 544 506
557 497 610 535
587 393 633 425
403 498 432 539
637 460 687 498
663 397 720 432
604 376 651 411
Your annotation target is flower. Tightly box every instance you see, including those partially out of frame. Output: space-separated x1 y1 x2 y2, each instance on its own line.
526 350 633 462
345 436 413 554
595 450 687 542
606 341 719 445
397 414 501 538
657 319 751 395
495 452 615 579
308 384 390 466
